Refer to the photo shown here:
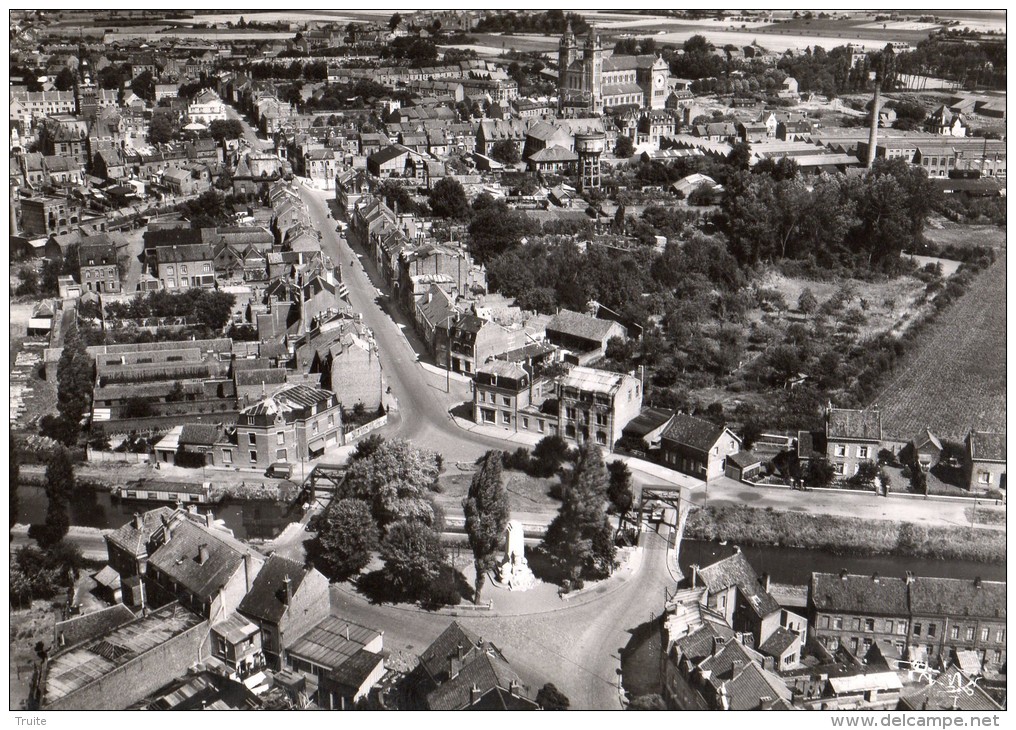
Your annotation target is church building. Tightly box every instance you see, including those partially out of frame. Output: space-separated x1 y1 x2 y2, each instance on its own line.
558 24 670 115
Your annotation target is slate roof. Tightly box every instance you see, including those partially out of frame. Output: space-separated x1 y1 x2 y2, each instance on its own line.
147 520 254 601
369 145 410 166
826 408 882 441
810 573 909 616
913 428 943 452
93 565 122 589
326 648 385 692
546 309 622 344
105 506 177 556
154 243 215 264
908 577 1006 619
672 622 737 664
722 662 794 710
179 423 223 447
426 651 532 711
238 555 308 625
418 621 483 681
528 145 578 163
697 638 767 683
476 360 527 380
968 431 1006 462
661 413 729 453
54 604 136 650
728 450 762 469
697 551 780 618
621 407 675 439
758 626 799 658
235 368 288 388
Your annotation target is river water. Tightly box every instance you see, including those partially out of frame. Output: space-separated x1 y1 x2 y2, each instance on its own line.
678 539 1006 583
16 485 303 541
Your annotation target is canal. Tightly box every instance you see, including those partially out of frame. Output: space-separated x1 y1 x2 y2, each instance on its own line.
16 485 303 541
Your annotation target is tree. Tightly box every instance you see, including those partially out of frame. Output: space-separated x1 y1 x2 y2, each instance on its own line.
606 460 633 518
726 141 752 171
614 135 635 158
428 177 470 220
531 435 571 477
489 139 521 165
55 323 92 445
798 287 818 314
193 290 236 330
850 460 880 489
542 444 615 580
389 12 402 30
31 447 73 548
467 202 538 263
462 451 510 603
379 519 447 599
54 67 76 91
11 442 19 532
805 457 835 489
340 438 441 529
15 267 39 296
149 113 176 144
132 69 155 102
208 118 244 142
313 498 379 580
536 683 570 710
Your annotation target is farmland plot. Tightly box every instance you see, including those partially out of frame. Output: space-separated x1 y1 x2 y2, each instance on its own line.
874 254 1006 442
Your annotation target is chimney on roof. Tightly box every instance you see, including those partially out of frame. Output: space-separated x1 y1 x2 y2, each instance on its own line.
244 552 254 592
470 683 482 705
456 642 465 660
760 572 771 593
733 545 741 554
282 575 292 606
197 543 210 564
731 659 745 675
509 678 520 697
712 636 724 657
690 563 699 589
133 512 143 530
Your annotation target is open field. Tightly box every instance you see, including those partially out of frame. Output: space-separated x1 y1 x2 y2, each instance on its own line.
874 254 1006 441
925 218 1007 250
437 468 561 514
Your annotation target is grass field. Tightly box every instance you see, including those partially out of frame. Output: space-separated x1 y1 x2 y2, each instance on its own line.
925 218 1007 250
874 253 1006 441
685 504 1006 564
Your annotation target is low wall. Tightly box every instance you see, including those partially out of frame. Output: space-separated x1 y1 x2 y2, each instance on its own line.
343 413 387 442
86 447 150 464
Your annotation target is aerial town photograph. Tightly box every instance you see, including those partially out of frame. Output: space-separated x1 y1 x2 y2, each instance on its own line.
6 6 1006 716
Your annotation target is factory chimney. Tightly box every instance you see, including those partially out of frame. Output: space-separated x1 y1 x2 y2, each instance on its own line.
866 81 881 168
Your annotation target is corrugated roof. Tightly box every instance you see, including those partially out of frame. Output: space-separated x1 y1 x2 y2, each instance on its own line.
326 648 384 691
55 604 135 651
287 616 381 671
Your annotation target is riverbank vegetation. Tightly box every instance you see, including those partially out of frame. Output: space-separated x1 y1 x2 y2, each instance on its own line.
685 505 1005 564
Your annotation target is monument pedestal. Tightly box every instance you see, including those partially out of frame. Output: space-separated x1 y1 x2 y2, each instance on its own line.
496 520 537 592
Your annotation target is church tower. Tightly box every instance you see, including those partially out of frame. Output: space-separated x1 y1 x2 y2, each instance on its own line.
583 31 603 114
558 21 577 90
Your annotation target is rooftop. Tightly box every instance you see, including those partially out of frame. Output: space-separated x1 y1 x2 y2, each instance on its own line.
44 602 203 704
810 572 909 616
238 554 310 625
968 431 1006 462
826 408 882 441
661 413 731 453
558 365 630 395
287 616 381 671
697 551 780 618
147 519 257 601
546 308 623 344
908 577 1005 619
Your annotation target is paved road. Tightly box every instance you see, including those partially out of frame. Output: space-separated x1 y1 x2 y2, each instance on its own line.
330 526 674 710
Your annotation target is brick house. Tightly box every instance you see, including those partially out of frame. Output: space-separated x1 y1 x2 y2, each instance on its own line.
965 431 1006 493
825 408 882 479
212 384 342 470
809 572 910 658
153 243 216 290
238 555 330 670
690 550 807 670
556 366 642 450
20 195 80 237
473 360 557 437
145 518 266 619
908 576 1006 670
659 413 741 482
78 235 121 293
435 314 524 376
908 428 943 471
